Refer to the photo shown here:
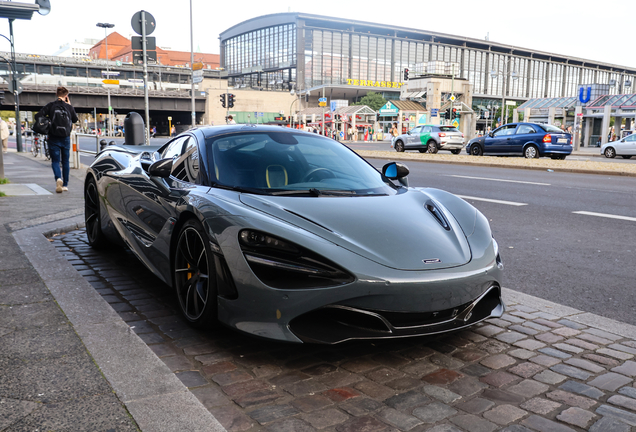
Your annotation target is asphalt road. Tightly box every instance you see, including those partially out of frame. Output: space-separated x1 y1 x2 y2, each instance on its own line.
368 158 636 327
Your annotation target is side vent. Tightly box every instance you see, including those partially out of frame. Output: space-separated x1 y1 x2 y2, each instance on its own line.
425 200 451 231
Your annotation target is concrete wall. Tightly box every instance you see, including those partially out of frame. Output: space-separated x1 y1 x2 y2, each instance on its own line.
200 78 296 125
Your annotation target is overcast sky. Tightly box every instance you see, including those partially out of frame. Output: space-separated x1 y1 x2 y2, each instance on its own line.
5 0 634 68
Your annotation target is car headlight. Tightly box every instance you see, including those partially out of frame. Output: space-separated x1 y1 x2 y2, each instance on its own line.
239 229 355 289
493 238 503 270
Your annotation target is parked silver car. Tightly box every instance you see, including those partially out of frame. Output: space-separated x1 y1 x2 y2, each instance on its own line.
392 124 465 154
601 134 636 159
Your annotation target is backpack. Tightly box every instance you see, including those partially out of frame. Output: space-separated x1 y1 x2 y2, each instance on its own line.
50 103 72 137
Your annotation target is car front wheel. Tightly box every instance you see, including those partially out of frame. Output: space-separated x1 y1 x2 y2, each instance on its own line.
604 147 616 158
470 144 483 156
524 145 539 159
174 218 218 328
394 140 405 152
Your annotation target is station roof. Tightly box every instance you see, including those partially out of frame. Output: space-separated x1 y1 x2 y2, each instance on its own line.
586 94 636 109
516 97 577 111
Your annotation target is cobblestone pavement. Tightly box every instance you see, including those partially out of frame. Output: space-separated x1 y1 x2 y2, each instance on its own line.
54 229 636 432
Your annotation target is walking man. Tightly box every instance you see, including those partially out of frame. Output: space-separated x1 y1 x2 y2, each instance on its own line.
35 86 78 193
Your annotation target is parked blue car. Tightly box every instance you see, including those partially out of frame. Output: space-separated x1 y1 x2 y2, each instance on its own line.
466 123 572 159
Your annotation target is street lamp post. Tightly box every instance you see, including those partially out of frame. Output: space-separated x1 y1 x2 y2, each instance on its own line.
96 23 114 137
490 58 518 127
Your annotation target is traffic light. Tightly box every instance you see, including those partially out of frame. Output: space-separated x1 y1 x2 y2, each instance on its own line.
445 108 451 120
452 108 457 119
403 68 409 81
228 93 235 108
220 94 226 108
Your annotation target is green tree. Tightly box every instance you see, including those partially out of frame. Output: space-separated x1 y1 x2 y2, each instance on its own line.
352 92 387 111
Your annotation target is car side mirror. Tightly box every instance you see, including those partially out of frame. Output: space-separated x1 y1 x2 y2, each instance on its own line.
148 158 173 178
382 162 410 187
407 131 411 135
488 132 494 137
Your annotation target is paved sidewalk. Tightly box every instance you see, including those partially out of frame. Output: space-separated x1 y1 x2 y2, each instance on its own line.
2 150 636 432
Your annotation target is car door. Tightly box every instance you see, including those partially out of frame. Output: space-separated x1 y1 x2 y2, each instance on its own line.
513 124 537 154
485 124 516 154
623 134 636 155
405 126 422 149
419 126 433 148
118 136 191 282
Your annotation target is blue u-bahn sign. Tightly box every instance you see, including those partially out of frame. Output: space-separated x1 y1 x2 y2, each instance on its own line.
579 86 591 104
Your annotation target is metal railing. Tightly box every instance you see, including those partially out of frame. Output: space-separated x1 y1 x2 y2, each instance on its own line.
71 132 100 169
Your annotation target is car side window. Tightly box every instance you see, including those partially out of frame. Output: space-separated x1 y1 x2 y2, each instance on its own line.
625 135 636 142
171 137 200 184
410 126 422 134
493 125 516 137
162 136 188 160
516 125 536 135
423 126 432 133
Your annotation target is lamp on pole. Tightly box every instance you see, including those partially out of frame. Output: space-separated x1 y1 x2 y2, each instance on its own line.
0 0 50 153
490 59 518 128
96 22 114 137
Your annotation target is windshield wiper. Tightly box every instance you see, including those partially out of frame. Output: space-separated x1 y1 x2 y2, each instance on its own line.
212 183 265 195
270 189 364 197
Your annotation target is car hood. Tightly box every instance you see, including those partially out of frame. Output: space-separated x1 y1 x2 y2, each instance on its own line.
238 190 471 271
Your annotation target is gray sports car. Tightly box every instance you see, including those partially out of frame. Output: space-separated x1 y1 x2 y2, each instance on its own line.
84 124 504 344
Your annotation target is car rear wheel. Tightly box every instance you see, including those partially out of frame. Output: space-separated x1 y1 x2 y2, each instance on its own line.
84 177 108 248
426 140 438 154
524 145 539 159
174 218 218 328
394 140 405 152
470 144 483 156
450 149 461 155
604 147 616 158
621 155 632 159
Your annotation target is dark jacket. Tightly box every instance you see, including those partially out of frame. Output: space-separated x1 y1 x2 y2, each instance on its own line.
35 99 78 138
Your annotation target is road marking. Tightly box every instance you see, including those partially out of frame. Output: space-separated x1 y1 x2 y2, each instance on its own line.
572 211 636 222
446 175 550 186
456 195 528 206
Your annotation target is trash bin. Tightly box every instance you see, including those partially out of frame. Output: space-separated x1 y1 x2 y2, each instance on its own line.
124 112 145 146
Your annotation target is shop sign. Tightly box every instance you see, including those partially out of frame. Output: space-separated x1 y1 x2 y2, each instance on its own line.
346 79 404 89
378 101 399 115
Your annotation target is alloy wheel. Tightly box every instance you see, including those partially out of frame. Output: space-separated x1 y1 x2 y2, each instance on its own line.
174 226 210 322
84 180 101 245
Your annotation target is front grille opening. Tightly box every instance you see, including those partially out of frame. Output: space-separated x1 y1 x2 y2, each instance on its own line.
289 307 391 343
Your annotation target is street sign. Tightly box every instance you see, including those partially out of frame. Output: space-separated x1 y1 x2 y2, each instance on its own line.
449 95 456 102
192 62 204 71
102 71 120 77
452 119 459 128
484 111 490 118
505 100 516 106
193 76 203 84
131 36 156 51
133 50 157 65
330 101 337 112
319 102 327 107
131 10 156 35
102 79 119 85
318 97 327 103
192 70 203 77
576 113 584 117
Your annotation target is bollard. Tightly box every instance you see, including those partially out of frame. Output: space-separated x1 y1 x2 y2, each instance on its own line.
99 139 108 152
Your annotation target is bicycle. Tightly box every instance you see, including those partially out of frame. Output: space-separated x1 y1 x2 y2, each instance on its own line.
30 134 50 160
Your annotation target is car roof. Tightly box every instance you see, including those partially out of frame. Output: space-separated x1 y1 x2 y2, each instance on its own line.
198 124 316 139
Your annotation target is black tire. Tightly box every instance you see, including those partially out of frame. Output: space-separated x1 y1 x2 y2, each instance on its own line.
394 140 405 152
450 149 461 155
173 218 218 328
524 145 539 159
418 148 426 153
550 155 566 160
621 155 632 159
426 140 438 154
470 144 483 156
84 176 108 248
604 147 616 158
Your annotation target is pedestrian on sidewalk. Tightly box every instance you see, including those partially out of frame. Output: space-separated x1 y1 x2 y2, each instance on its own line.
0 118 8 153
35 86 78 193
390 122 399 145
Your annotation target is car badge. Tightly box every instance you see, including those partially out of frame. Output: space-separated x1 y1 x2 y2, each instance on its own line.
422 258 441 264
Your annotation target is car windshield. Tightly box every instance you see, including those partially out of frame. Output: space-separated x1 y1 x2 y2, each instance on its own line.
438 126 460 132
206 132 396 196
541 124 566 133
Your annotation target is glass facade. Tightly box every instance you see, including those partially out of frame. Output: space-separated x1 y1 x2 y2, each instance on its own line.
224 23 297 90
221 14 636 100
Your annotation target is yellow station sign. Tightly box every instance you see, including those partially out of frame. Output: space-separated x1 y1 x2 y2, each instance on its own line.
102 79 120 85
